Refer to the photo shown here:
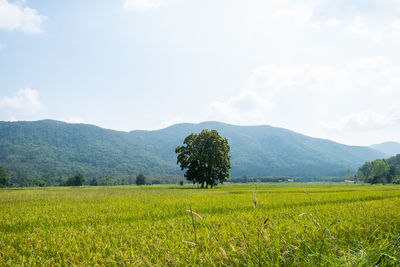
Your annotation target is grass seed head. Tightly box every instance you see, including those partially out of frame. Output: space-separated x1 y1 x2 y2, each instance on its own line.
220 247 227 258
252 196 258 208
186 209 203 220
182 240 196 246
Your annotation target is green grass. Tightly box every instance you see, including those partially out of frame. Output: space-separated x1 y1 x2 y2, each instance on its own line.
1 183 400 266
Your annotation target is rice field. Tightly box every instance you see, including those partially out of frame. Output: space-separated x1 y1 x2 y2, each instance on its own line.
1 183 400 266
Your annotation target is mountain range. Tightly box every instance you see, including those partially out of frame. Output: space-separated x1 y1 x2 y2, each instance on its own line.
370 142 400 157
0 120 392 181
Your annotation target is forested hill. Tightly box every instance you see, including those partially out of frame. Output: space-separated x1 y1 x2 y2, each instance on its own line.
0 120 385 180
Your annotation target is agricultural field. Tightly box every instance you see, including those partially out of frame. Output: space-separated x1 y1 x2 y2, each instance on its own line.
1 183 400 266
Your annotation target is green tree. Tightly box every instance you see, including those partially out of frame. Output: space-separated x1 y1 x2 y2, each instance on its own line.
16 173 31 187
97 176 119 186
90 178 98 186
392 176 400 184
65 173 85 186
175 129 231 188
356 160 391 184
356 161 373 182
41 174 52 186
370 160 390 184
152 179 162 185
136 173 146 185
125 176 136 185
0 166 10 187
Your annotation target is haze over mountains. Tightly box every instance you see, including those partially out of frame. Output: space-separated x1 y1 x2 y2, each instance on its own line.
0 120 388 181
370 142 400 157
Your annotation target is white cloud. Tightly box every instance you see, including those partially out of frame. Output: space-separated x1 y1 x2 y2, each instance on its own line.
246 63 352 98
60 117 85 124
325 106 400 132
326 19 342 27
311 23 321 29
312 18 342 29
245 56 400 101
209 91 272 125
209 56 400 141
275 4 314 27
343 16 385 43
8 116 17 122
0 0 46 34
247 1 400 42
294 1 400 43
393 18 400 30
380 76 400 94
0 43 5 50
121 0 400 41
347 56 389 70
123 0 165 11
345 16 371 36
0 88 46 112
159 117 184 128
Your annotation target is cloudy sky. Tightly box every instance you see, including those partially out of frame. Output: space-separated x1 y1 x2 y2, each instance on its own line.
1 0 400 146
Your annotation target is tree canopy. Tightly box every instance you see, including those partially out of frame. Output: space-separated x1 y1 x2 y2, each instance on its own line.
65 173 85 186
0 166 10 187
175 129 231 188
136 174 146 185
356 155 400 184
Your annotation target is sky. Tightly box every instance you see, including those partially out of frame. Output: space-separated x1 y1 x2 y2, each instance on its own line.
1 0 400 146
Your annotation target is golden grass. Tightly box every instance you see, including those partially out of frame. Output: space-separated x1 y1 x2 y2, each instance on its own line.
0 183 400 265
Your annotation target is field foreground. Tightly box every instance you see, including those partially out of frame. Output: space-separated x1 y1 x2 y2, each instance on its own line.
1 184 400 266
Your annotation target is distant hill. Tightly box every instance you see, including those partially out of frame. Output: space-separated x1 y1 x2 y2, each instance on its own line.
0 120 386 180
370 142 400 157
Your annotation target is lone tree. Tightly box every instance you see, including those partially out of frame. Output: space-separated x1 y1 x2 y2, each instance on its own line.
175 129 231 188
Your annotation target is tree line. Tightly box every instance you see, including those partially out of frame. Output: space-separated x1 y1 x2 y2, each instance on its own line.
0 167 184 187
355 154 400 184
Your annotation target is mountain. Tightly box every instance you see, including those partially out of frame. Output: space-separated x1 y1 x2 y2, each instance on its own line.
0 120 386 180
370 142 400 157
0 120 177 180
